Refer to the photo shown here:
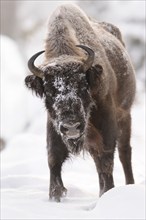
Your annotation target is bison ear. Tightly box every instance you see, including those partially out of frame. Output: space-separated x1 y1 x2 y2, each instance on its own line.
86 64 103 87
25 75 44 98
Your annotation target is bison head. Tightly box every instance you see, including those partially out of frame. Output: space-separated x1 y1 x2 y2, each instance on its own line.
25 45 102 153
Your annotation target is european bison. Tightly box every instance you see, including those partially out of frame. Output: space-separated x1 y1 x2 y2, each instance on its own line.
25 4 136 202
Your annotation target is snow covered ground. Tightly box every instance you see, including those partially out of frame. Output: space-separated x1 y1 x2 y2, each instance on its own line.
1 37 145 219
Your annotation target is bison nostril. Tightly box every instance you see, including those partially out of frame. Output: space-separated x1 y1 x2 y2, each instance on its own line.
60 125 69 135
74 122 81 129
76 124 81 130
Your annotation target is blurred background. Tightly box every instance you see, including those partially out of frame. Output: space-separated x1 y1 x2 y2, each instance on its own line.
1 0 145 149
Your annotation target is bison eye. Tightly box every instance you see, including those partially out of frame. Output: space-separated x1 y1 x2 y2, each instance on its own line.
86 64 103 87
60 125 69 135
94 64 103 75
44 80 57 96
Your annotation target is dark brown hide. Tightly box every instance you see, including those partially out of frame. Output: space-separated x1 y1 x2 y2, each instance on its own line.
25 4 135 202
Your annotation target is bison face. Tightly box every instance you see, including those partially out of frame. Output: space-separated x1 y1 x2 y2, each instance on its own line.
26 45 101 152
43 62 94 152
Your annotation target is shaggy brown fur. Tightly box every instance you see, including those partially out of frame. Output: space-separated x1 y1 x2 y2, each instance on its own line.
25 3 136 202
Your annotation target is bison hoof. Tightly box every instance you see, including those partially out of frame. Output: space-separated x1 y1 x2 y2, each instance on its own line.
50 186 67 202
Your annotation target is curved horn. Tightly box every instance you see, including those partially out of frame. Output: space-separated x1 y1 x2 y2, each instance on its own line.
76 45 95 71
28 51 45 78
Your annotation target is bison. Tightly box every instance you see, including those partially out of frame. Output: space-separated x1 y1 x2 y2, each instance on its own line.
25 4 136 202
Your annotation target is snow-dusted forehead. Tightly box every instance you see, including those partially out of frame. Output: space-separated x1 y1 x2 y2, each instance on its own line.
52 74 78 111
43 61 86 100
43 61 85 91
43 61 88 111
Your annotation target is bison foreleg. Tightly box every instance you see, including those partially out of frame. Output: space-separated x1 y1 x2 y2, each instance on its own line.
47 122 69 202
49 163 67 202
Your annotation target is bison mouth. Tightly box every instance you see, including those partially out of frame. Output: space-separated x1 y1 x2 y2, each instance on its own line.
66 134 85 154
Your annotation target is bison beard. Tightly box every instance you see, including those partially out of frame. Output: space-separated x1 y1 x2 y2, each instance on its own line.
64 134 85 154
25 3 135 202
